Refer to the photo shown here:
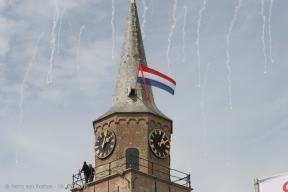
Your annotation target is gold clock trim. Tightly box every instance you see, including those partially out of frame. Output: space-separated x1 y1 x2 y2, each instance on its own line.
95 129 116 159
149 129 170 159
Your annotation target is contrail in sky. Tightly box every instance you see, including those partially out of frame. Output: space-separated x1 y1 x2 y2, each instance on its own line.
47 1 59 83
261 0 267 73
16 32 45 163
166 0 177 75
111 0 115 59
268 0 274 63
225 0 242 110
196 0 206 87
77 26 85 69
141 0 148 39
58 8 66 54
182 6 188 62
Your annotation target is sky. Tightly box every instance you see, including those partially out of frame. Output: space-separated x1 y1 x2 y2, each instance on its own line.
0 0 287 191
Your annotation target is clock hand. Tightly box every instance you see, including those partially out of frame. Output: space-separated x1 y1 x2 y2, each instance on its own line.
158 133 166 147
101 131 108 148
103 131 114 148
101 137 106 148
106 134 113 143
163 139 169 144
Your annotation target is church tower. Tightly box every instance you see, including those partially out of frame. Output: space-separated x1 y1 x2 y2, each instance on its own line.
71 0 192 191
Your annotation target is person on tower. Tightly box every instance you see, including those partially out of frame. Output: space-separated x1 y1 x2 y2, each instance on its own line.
81 161 89 183
88 164 95 182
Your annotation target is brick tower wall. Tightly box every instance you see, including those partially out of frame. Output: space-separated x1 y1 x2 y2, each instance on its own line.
93 113 172 181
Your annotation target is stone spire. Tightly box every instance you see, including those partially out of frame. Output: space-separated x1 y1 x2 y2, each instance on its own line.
95 0 169 122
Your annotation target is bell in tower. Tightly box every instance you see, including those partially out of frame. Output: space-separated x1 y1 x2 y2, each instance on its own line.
70 0 192 191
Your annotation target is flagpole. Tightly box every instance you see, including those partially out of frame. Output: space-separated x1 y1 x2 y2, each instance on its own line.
135 58 141 87
254 178 260 192
132 57 142 87
139 64 151 103
133 58 142 93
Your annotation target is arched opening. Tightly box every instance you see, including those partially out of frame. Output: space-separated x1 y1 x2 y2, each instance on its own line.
126 148 139 170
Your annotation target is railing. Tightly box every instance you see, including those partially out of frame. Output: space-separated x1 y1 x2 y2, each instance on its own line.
71 155 191 189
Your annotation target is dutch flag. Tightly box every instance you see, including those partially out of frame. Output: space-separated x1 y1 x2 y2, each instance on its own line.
137 65 176 95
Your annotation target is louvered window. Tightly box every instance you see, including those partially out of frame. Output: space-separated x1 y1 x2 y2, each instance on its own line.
126 148 139 170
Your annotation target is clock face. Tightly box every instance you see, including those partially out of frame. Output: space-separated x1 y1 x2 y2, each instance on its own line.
95 129 116 159
149 129 170 158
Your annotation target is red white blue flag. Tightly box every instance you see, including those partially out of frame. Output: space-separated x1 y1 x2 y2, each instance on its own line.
137 65 176 95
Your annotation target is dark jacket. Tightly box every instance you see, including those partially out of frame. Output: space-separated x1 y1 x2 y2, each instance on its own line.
89 167 95 176
81 164 89 175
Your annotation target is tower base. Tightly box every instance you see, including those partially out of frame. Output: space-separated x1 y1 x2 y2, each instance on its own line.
71 169 192 192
